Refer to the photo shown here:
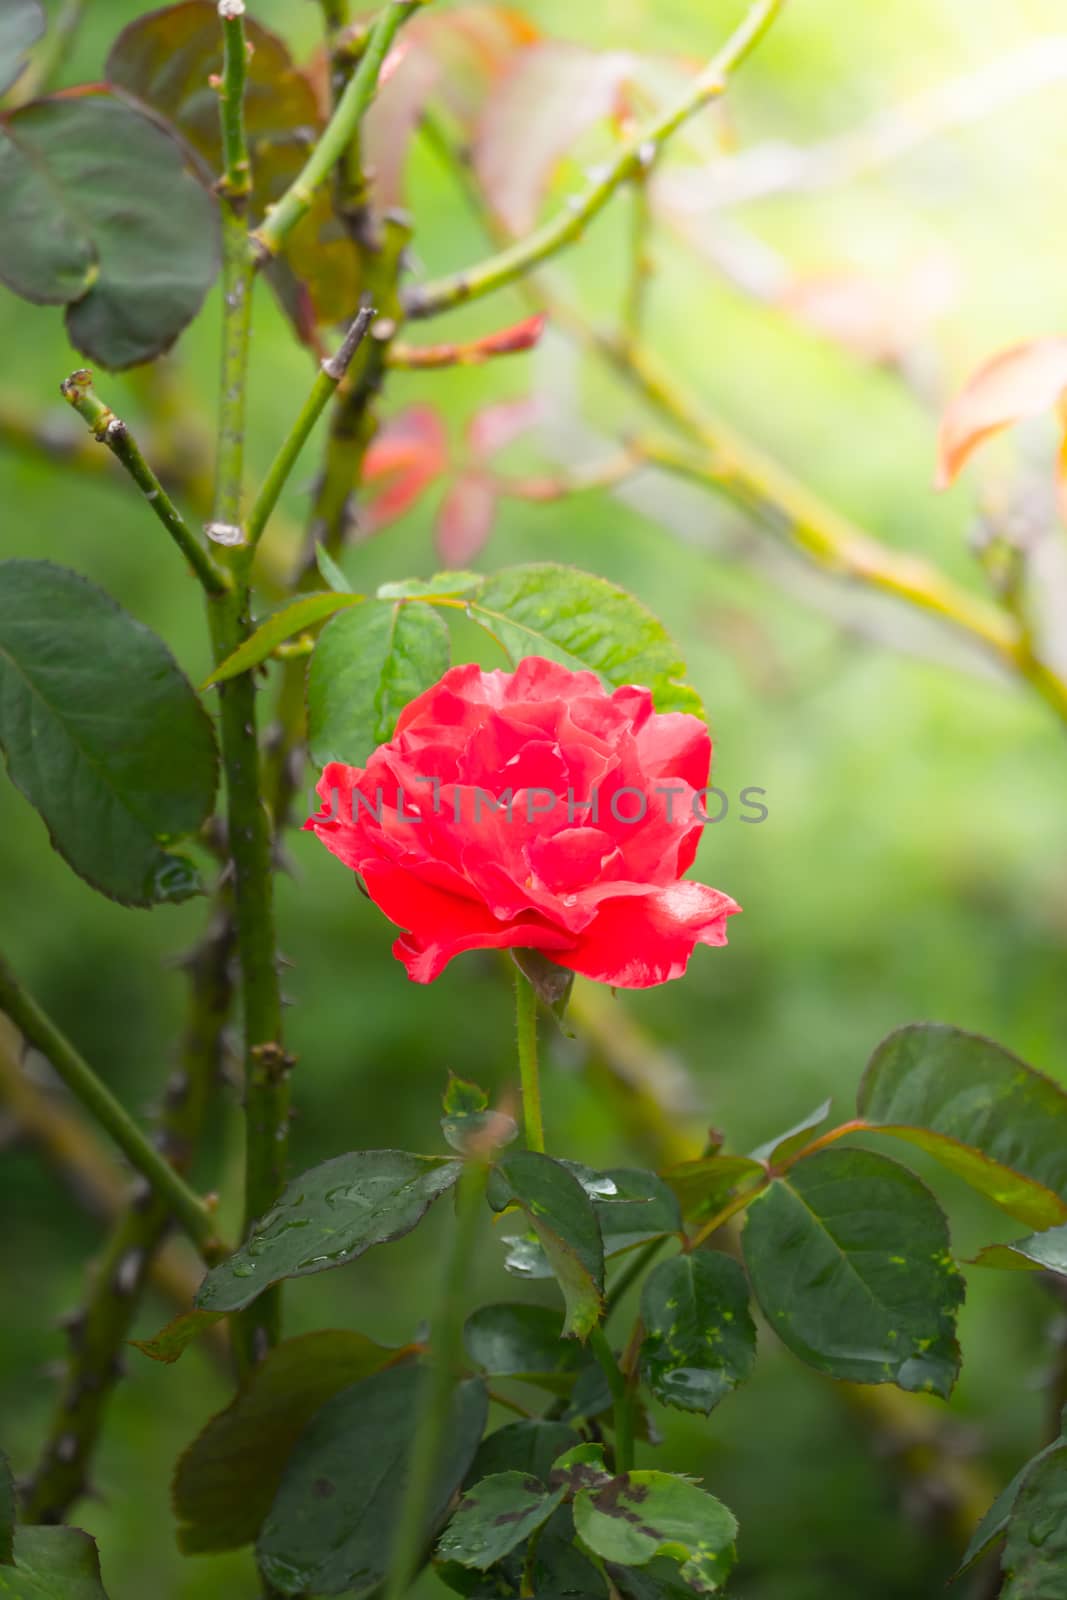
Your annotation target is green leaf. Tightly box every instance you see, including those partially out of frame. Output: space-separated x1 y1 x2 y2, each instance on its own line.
573 1471 737 1594
488 1151 605 1340
131 1307 223 1365
197 1151 462 1314
468 564 703 717
173 1331 409 1553
465 1421 582 1483
594 1168 683 1257
307 600 451 768
378 573 483 600
106 0 358 326
972 1222 1067 1274
858 1024 1067 1229
742 1147 964 1396
0 1448 13 1566
198 1152 460 1312
749 1098 834 1164
661 1155 766 1222
1000 1442 1067 1597
0 561 217 906
257 1366 487 1597
0 93 219 368
639 1251 757 1415
202 593 364 687
441 1075 517 1155
955 1439 1067 1578
464 1304 592 1393
437 1472 565 1571
0 1 44 97
316 545 353 594
0 1526 111 1599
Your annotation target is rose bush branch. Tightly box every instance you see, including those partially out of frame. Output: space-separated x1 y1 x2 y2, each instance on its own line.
247 302 376 551
404 0 785 319
0 953 226 1260
250 0 428 264
22 907 236 1524
60 373 229 597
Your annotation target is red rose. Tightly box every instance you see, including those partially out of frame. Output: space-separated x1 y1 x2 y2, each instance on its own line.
305 656 739 986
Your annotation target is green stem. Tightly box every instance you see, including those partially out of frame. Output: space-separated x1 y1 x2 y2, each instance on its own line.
210 85 290 1366
247 304 375 549
606 1236 666 1318
588 1326 635 1472
251 0 427 261
520 1519 546 1597
514 968 544 1154
383 1162 488 1600
217 0 252 202
59 373 229 597
0 953 224 1259
404 0 785 319
22 905 235 1523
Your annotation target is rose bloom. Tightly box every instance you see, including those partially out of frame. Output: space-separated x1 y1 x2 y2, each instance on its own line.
305 656 739 986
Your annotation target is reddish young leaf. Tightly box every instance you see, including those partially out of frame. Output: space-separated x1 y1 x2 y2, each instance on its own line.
364 39 441 209
937 336 1067 488
392 313 546 369
436 471 499 567
423 5 541 128
361 406 450 534
474 41 634 233
780 258 955 366
467 394 547 460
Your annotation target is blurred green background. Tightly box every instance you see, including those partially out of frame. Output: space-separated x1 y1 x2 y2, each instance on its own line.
3 0 1067 1595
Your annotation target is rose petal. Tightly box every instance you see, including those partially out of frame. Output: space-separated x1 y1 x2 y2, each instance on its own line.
555 881 741 988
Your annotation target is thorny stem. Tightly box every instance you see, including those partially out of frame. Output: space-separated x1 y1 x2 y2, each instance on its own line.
382 1162 488 1600
588 1325 635 1472
59 373 229 597
0 953 226 1259
251 0 428 262
404 0 785 319
246 303 376 550
208 171 290 1374
622 154 656 344
217 0 253 203
22 908 236 1524
514 968 545 1154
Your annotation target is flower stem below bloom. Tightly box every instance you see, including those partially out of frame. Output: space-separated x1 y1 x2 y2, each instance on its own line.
514 966 545 1154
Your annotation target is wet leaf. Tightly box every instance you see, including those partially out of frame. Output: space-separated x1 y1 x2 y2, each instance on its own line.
0 561 217 906
0 92 219 367
465 1420 582 1483
594 1168 682 1257
858 1024 1067 1229
131 1307 223 1365
955 1438 1067 1579
306 599 451 767
639 1251 757 1415
257 1366 486 1596
437 1471 565 1570
1000 1442 1067 1598
573 1471 737 1594
463 1304 591 1393
196 1151 462 1313
488 1150 604 1339
174 1331 410 1553
469 564 704 718
743 1147 964 1396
